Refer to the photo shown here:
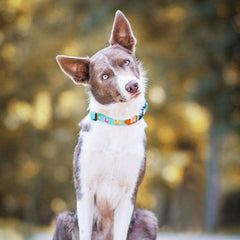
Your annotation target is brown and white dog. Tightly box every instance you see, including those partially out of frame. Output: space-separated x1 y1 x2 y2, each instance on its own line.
53 10 158 240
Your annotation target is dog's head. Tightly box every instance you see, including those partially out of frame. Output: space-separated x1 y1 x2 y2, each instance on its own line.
56 10 145 105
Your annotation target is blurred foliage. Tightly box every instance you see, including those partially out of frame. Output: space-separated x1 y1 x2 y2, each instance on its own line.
0 0 239 233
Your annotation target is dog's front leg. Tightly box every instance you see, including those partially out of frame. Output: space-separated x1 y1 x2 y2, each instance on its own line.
77 187 94 240
113 195 134 240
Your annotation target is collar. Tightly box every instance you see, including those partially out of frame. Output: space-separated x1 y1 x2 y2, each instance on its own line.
90 102 148 126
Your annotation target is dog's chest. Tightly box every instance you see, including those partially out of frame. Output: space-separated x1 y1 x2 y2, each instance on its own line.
78 117 146 211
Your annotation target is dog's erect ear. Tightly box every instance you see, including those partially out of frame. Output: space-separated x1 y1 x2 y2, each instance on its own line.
56 55 90 85
109 10 137 52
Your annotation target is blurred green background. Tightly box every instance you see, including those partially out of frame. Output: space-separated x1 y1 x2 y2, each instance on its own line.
0 0 240 239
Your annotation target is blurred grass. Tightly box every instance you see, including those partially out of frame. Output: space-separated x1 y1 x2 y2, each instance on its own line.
0 218 54 240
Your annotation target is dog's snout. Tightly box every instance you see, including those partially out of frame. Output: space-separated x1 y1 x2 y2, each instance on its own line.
125 80 139 94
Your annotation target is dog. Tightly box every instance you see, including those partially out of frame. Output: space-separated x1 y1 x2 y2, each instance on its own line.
53 10 158 240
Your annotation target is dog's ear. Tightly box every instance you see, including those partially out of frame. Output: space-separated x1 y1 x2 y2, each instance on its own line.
109 10 137 52
56 55 90 85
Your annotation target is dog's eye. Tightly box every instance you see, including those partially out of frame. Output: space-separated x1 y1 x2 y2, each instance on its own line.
102 74 109 80
124 60 131 66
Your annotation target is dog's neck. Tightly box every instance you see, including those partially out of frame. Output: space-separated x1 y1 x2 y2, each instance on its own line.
88 93 146 120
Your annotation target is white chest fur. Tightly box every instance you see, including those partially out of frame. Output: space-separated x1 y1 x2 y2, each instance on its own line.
78 116 147 215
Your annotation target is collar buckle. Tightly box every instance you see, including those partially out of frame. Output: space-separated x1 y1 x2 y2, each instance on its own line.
90 112 98 121
125 116 138 125
139 102 148 118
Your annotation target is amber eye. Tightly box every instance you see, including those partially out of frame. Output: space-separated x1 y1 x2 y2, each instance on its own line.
124 60 131 66
102 74 109 80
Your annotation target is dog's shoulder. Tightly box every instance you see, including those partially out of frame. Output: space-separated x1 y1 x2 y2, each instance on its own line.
78 115 91 133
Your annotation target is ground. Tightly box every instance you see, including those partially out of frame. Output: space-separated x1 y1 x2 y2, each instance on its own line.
27 233 240 240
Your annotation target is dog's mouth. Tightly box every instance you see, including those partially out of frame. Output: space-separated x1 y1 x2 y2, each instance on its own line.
131 91 141 99
117 91 142 103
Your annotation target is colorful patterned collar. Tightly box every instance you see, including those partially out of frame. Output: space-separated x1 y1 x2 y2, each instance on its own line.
90 102 148 126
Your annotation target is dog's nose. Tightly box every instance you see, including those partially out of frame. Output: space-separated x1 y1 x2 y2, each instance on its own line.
125 80 139 94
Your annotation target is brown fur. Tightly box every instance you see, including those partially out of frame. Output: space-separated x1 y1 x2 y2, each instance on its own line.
128 209 158 240
52 210 158 240
73 119 91 200
56 56 90 84
73 136 83 199
109 11 137 52
89 45 141 105
53 211 78 240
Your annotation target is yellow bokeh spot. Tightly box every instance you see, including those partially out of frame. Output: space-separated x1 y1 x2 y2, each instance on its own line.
18 160 40 181
183 102 211 133
51 198 67 214
1 43 16 61
62 41 83 56
223 66 238 86
4 114 20 130
166 6 186 23
157 125 176 145
57 90 77 118
7 0 33 12
148 86 166 105
17 14 32 32
32 91 52 130
7 0 22 10
7 100 32 122
171 151 190 167
4 99 32 130
162 165 183 187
